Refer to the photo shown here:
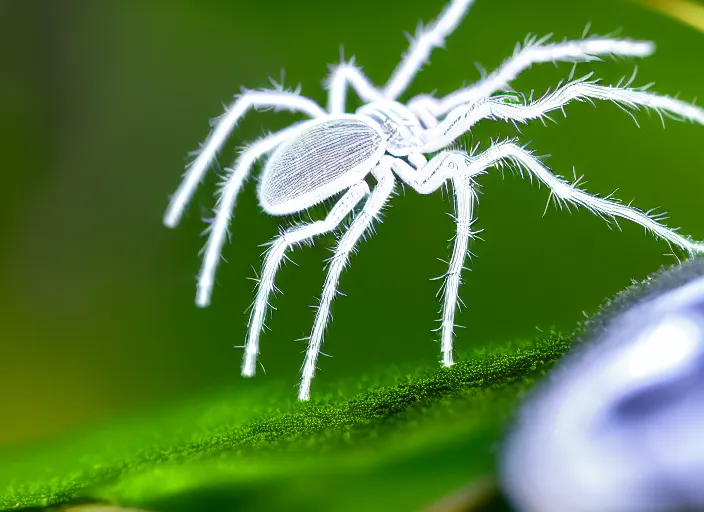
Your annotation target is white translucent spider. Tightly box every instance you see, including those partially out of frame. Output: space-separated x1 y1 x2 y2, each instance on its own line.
164 0 704 400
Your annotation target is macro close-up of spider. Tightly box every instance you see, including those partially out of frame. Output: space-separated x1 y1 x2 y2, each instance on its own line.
164 0 704 401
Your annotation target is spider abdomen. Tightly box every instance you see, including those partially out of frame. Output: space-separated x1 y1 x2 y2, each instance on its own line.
258 115 385 215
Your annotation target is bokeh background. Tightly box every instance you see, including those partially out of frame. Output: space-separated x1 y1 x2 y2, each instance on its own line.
1 0 702 447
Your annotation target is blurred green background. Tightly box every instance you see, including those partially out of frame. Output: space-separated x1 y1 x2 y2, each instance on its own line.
1 0 702 447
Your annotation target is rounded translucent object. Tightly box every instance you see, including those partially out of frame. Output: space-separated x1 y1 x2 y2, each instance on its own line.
502 263 704 512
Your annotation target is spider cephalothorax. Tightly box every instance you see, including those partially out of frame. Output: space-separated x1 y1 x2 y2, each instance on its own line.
164 0 704 400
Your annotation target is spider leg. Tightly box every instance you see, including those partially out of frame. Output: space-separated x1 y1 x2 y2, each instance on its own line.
392 152 480 365
422 74 704 152
440 174 479 366
467 139 704 255
243 182 369 377
327 63 384 114
298 160 396 400
409 36 655 117
164 90 326 228
196 125 306 307
390 151 475 194
383 0 476 100
393 143 704 363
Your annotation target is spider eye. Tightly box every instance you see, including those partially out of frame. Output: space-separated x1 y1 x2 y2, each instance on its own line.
491 90 522 105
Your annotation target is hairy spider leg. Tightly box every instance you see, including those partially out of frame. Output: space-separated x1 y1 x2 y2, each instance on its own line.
409 36 655 118
391 152 480 364
460 140 703 254
328 0 478 112
197 125 307 307
243 182 370 377
392 140 704 363
164 90 326 228
383 0 477 101
298 162 397 400
327 64 384 114
468 141 704 255
391 151 472 194
440 174 479 365
421 74 704 153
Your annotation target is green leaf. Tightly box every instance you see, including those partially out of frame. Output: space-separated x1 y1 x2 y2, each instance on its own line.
0 333 570 512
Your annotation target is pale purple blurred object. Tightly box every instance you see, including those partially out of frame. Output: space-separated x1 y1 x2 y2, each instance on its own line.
501 271 704 512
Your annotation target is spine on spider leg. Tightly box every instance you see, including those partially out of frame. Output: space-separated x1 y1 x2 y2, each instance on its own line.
440 174 477 366
298 170 396 401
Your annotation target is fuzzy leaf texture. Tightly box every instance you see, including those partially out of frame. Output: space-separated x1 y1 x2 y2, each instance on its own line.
0 333 570 512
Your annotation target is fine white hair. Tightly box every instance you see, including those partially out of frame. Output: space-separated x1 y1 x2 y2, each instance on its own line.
164 0 704 400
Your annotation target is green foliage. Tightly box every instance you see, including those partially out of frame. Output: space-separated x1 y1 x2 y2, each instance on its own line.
0 332 570 512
